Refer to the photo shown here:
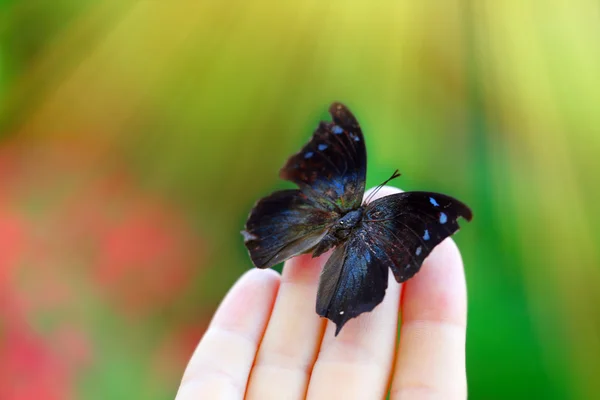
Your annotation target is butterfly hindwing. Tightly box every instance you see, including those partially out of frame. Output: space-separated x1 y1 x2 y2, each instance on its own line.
280 103 366 212
316 234 389 335
242 189 338 268
362 191 473 283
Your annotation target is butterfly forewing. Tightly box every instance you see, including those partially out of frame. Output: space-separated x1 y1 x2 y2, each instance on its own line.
362 191 473 283
280 103 366 213
242 189 337 268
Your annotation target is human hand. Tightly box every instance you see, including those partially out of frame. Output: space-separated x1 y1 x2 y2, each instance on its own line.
176 186 468 399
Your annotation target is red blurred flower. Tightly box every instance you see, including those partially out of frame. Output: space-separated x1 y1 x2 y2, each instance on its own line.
0 290 74 400
0 138 208 398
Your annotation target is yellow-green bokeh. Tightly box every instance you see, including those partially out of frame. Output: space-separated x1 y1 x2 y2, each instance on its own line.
1 1 599 398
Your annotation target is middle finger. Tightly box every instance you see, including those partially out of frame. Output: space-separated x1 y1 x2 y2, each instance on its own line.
305 186 404 399
305 271 401 400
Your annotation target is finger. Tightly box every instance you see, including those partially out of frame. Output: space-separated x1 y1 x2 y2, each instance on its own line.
176 268 280 400
390 238 468 399
306 186 403 400
245 252 329 400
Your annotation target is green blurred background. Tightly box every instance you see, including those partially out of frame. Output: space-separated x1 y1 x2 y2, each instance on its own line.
1 1 599 399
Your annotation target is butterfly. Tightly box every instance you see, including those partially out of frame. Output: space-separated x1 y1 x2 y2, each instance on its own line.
242 102 472 335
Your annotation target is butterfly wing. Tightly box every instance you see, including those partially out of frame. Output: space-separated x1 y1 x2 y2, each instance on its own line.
316 234 389 335
316 191 472 335
280 102 366 212
362 191 473 283
242 189 338 268
243 103 365 269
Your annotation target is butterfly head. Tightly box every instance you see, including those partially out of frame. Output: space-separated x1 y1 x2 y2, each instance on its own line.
332 208 364 241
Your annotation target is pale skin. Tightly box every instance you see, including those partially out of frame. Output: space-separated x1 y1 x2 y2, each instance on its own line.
176 186 468 399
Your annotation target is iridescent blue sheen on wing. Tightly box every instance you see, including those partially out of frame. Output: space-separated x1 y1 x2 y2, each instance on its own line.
242 189 337 268
316 233 389 335
362 191 473 283
315 190 472 334
280 103 366 213
243 102 473 336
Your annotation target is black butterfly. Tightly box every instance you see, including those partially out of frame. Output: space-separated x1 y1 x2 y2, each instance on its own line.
242 103 472 335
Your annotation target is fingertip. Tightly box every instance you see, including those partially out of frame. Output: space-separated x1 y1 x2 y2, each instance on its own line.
364 185 403 203
402 236 467 328
426 236 464 270
209 267 281 334
177 268 281 399
244 266 282 285
227 267 281 301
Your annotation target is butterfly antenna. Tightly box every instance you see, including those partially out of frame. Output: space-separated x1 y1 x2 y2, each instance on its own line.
364 169 401 204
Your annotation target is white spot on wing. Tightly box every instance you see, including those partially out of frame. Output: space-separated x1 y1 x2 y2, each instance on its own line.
241 230 258 242
339 311 344 315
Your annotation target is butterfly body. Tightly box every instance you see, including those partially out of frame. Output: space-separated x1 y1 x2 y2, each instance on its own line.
312 207 364 256
242 103 472 335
